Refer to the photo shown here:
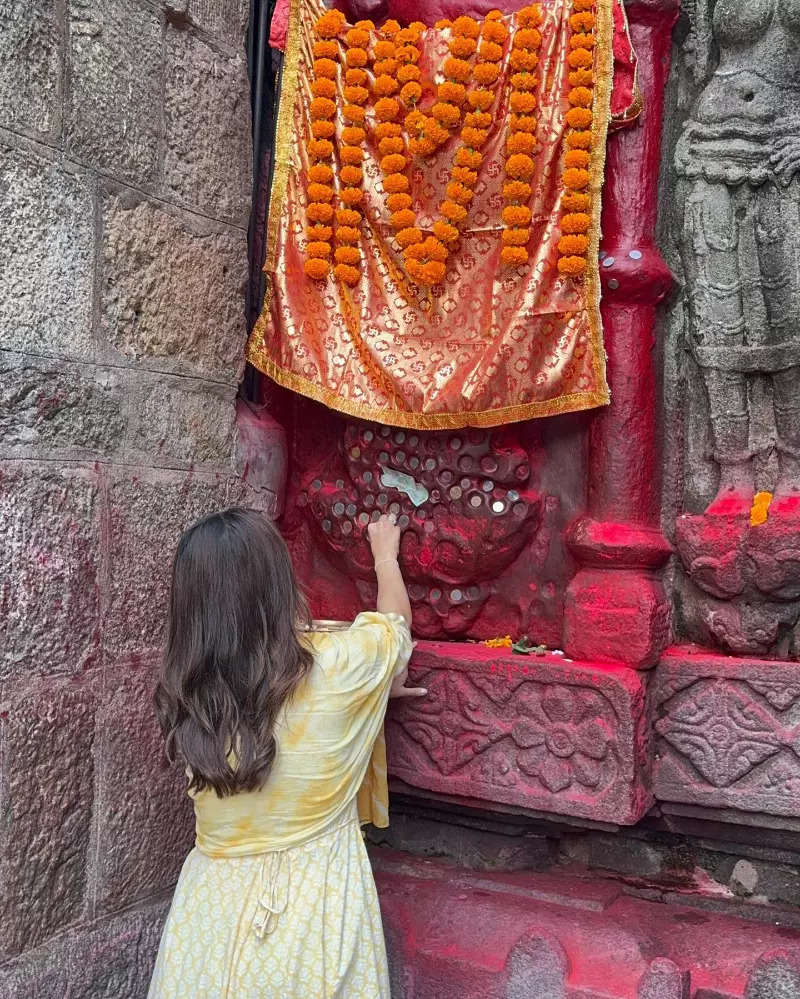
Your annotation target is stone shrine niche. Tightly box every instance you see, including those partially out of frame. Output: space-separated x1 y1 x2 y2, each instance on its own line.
665 0 800 658
278 395 587 642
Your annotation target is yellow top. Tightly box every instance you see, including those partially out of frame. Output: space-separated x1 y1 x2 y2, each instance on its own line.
191 611 412 858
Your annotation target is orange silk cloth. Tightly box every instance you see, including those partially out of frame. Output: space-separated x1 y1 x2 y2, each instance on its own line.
248 0 630 429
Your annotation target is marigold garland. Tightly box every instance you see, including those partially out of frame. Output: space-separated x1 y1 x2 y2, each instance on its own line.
558 1 597 278
501 5 542 268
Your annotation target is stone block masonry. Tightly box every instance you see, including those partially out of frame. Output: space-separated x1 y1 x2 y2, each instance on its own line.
0 1 282 994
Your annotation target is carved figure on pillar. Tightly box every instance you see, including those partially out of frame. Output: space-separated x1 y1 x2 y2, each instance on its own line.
672 0 800 657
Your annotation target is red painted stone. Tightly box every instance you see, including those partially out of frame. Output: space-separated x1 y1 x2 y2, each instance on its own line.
386 641 652 825
653 648 800 819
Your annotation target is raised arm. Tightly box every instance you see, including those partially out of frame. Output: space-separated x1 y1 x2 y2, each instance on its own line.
367 513 412 625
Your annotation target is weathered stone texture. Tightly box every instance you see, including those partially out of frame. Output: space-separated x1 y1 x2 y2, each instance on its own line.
97 662 193 914
165 0 249 47
0 351 126 455
0 0 63 138
0 143 95 360
101 192 247 382
0 686 96 959
0 902 168 998
0 463 101 678
105 470 235 655
163 25 251 225
64 0 162 184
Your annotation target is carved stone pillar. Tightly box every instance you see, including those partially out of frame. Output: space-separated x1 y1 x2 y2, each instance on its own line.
563 0 678 669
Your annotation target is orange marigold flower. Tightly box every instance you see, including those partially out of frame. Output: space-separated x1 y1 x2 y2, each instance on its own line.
503 180 532 202
462 126 488 148
570 11 595 31
562 191 591 212
305 257 330 279
391 208 416 229
486 9 504 19
337 225 361 244
434 219 460 242
569 86 593 108
514 28 542 49
313 58 337 78
382 19 401 36
432 101 461 128
557 255 587 276
450 36 477 58
568 48 593 69
511 71 539 91
313 40 338 59
510 92 537 114
563 167 590 190
310 97 336 120
374 58 399 75
439 81 466 104
374 75 398 97
440 199 468 223
335 245 360 265
407 236 448 262
308 163 333 184
396 226 423 247
501 245 528 266
567 129 592 149
396 45 420 64
398 64 422 83
341 165 363 186
307 224 332 242
479 40 504 63
375 122 402 140
375 97 400 122
573 0 593 8
422 260 446 284
517 4 543 28
409 135 435 157
468 89 494 111
427 120 450 144
569 68 594 88
341 145 364 165
570 33 595 50
435 18 452 29
444 57 472 82
340 127 365 146
502 227 530 246
346 47 368 67
446 181 474 204
355 19 375 30
384 172 409 193
341 187 364 205
502 204 532 226
404 109 426 132
374 40 395 59
405 258 425 282
343 103 366 123
308 182 334 202
307 201 334 222
452 165 477 186
344 84 369 104
474 62 500 86
400 81 423 104
381 153 407 173
465 110 492 129
507 153 535 178
452 15 480 38
558 234 589 255
565 149 590 169
387 193 412 212
345 28 370 47
315 10 344 39
507 132 536 155
334 263 360 285
336 208 361 226
483 20 508 43
311 120 335 139
561 211 591 233
307 240 332 258
566 107 593 129
346 69 368 86
308 138 333 160
456 148 482 169
312 78 336 99
379 136 405 156
509 48 538 71
396 27 417 44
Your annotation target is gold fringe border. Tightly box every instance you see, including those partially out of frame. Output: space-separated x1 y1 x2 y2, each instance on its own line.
247 0 615 431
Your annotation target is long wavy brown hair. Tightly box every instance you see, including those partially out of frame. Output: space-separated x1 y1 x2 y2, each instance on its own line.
155 508 313 797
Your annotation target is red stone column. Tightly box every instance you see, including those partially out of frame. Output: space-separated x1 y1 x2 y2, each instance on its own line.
563 0 679 668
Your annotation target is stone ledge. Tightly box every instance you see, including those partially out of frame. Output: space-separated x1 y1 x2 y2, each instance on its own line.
653 648 800 821
386 643 653 826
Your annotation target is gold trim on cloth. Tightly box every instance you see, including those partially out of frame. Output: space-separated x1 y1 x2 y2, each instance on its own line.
247 0 616 430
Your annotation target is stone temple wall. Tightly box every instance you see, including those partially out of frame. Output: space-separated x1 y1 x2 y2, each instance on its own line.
0 2 279 993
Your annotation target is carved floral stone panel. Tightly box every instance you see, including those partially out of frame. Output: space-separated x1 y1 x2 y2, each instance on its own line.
386 643 652 825
653 649 800 819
